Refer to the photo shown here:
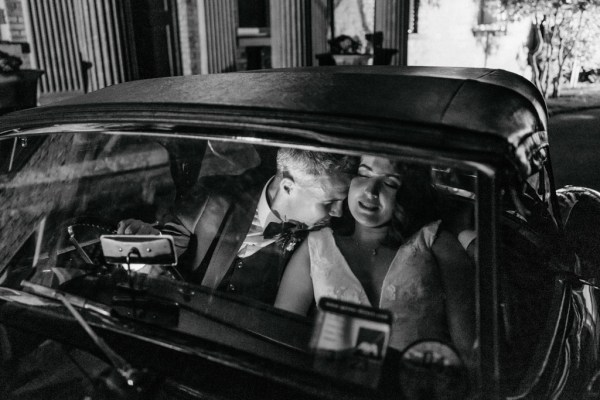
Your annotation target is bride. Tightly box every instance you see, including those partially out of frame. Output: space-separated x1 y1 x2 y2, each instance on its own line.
275 156 475 358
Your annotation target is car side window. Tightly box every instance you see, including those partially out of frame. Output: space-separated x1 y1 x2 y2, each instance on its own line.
0 136 46 175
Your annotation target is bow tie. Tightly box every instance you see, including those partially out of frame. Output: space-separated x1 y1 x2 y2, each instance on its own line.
263 221 302 239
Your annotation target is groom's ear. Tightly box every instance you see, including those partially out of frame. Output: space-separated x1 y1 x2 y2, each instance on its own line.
280 176 295 195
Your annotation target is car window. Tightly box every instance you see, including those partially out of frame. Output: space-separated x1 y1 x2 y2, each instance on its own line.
0 136 47 175
0 130 480 392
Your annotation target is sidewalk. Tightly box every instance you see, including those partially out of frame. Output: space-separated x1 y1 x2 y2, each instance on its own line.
546 83 600 116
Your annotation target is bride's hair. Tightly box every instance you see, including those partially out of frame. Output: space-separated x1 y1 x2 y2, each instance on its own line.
332 161 441 247
386 163 441 246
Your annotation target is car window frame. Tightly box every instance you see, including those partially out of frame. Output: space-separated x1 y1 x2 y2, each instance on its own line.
0 123 509 397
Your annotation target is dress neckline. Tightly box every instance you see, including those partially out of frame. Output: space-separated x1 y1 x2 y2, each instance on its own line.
330 229 403 307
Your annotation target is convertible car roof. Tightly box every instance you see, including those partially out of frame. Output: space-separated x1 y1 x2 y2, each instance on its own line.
0 66 549 177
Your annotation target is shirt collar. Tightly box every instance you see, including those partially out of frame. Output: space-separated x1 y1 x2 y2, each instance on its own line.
256 177 281 228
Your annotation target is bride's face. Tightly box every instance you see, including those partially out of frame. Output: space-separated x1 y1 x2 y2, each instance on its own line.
348 156 403 228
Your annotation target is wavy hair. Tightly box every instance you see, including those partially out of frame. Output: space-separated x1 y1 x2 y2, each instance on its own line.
332 161 441 247
386 163 441 246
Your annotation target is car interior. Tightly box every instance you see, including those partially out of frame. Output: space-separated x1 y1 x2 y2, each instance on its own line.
2 126 588 399
14 130 575 400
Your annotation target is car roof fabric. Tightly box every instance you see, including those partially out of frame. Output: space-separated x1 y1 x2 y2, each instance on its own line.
0 66 549 177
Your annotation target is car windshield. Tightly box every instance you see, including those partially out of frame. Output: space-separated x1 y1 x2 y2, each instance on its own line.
0 129 480 394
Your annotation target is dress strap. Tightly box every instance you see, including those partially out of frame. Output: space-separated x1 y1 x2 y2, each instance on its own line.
420 220 442 248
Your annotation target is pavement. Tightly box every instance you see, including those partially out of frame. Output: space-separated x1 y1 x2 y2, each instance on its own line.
546 83 600 192
546 83 600 116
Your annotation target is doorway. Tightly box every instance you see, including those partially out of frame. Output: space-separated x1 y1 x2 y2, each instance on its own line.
129 0 181 79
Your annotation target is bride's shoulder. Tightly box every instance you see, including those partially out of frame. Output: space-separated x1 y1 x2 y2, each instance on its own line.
407 219 442 248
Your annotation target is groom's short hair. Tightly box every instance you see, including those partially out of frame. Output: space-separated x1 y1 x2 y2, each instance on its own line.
276 148 358 184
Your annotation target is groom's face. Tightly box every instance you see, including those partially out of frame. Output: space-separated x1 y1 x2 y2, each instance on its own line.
280 174 350 227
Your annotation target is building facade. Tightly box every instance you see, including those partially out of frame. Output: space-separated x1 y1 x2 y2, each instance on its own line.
0 0 410 99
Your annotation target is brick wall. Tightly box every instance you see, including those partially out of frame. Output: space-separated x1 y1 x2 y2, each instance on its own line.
177 0 201 75
5 0 24 41
4 0 30 68
176 0 190 75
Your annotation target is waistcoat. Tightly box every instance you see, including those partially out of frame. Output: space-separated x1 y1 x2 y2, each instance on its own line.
217 239 299 305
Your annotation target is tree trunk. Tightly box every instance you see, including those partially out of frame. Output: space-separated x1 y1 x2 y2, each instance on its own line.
528 22 545 95
552 37 565 98
551 76 561 98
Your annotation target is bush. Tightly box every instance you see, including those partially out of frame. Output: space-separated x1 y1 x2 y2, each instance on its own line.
0 51 22 73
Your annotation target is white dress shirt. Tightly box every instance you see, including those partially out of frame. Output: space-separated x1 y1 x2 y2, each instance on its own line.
237 179 282 258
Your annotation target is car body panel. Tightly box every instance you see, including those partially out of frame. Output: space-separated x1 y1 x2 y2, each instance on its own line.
0 66 598 400
0 66 547 179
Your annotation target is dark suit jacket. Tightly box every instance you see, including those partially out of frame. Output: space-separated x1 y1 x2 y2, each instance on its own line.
162 173 268 288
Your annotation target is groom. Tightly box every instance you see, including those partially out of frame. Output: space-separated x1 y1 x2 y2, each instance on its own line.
118 148 357 305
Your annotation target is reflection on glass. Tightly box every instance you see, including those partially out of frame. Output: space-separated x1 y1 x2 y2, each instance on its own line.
0 132 479 384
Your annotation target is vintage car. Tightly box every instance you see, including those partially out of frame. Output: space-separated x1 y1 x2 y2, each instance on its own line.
0 66 599 400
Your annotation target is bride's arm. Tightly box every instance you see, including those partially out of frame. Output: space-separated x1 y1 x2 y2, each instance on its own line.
274 240 314 315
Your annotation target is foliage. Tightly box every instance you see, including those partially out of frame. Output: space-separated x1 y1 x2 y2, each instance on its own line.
501 0 600 97
329 35 363 54
0 50 22 73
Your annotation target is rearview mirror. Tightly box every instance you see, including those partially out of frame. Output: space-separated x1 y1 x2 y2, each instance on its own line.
100 235 177 266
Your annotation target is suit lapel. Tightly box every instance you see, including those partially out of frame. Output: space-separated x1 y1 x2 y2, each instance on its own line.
201 186 262 288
